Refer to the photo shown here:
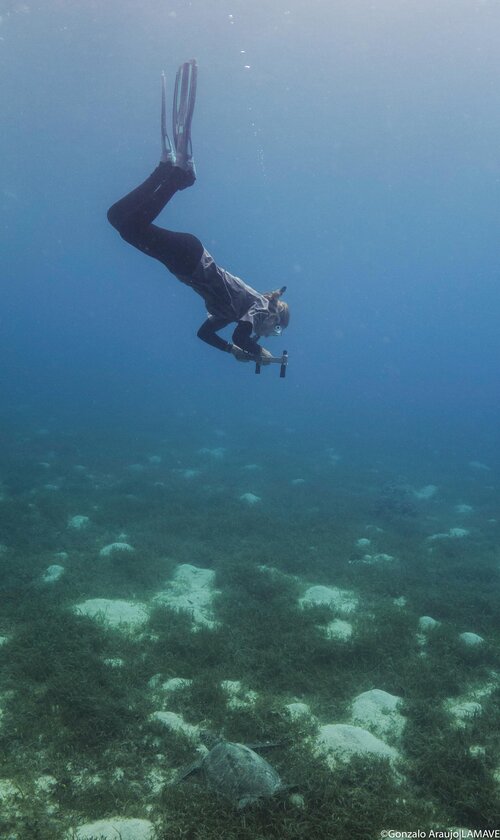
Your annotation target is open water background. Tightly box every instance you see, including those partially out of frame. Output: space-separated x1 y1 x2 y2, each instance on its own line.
1 0 499 469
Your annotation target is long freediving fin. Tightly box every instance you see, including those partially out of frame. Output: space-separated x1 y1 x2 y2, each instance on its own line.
160 72 174 163
172 59 198 176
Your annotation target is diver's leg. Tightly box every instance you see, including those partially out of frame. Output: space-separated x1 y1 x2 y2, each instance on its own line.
107 161 193 235
126 224 203 275
107 62 201 275
107 61 197 238
107 160 202 273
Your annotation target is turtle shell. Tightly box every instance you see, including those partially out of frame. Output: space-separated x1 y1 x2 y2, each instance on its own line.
201 741 283 807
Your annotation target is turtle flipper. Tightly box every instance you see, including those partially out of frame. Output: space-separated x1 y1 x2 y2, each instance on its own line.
243 740 285 751
237 794 260 809
177 760 202 781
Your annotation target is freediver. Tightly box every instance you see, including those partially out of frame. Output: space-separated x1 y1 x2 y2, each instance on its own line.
107 60 290 365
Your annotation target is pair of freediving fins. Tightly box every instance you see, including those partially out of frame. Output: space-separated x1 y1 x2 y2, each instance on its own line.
161 59 197 173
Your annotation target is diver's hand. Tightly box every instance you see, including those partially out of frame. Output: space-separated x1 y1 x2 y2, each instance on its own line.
229 344 252 363
259 348 273 365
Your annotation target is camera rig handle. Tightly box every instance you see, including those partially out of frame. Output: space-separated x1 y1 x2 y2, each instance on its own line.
255 351 288 378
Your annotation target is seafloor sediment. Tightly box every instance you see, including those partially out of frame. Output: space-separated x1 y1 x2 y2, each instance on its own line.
0 423 499 839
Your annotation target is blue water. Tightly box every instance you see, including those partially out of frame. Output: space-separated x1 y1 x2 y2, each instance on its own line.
2 0 498 456
1 2 500 836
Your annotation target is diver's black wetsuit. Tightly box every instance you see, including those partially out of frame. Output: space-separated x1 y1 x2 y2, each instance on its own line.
107 163 264 354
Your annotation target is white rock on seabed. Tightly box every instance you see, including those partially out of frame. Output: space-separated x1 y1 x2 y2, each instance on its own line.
198 447 226 459
350 689 405 741
103 658 125 668
448 528 470 538
416 615 441 648
161 677 192 692
127 463 144 473
324 619 353 641
34 773 57 795
300 585 359 616
443 677 500 731
172 468 201 480
286 702 314 721
459 632 484 647
146 766 173 794
358 553 395 565
468 461 491 471
42 564 65 583
67 515 90 530
418 616 440 632
73 599 149 630
444 699 483 728
67 817 155 840
99 542 135 557
413 484 438 500
428 528 469 541
220 680 258 709
314 724 400 769
239 492 261 505
153 564 220 629
455 504 473 514
150 711 200 740
0 779 22 821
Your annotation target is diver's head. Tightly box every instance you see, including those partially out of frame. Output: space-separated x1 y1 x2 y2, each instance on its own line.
276 299 290 329
257 286 289 337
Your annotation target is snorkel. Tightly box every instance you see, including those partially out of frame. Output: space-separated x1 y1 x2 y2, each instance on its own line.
267 286 287 309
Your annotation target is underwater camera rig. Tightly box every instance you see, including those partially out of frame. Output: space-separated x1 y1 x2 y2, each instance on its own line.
255 350 288 378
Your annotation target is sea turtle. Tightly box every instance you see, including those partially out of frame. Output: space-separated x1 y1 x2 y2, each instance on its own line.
179 739 288 809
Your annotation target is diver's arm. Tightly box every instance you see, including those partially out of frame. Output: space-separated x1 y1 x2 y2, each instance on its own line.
197 317 233 352
232 321 262 355
197 318 267 362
